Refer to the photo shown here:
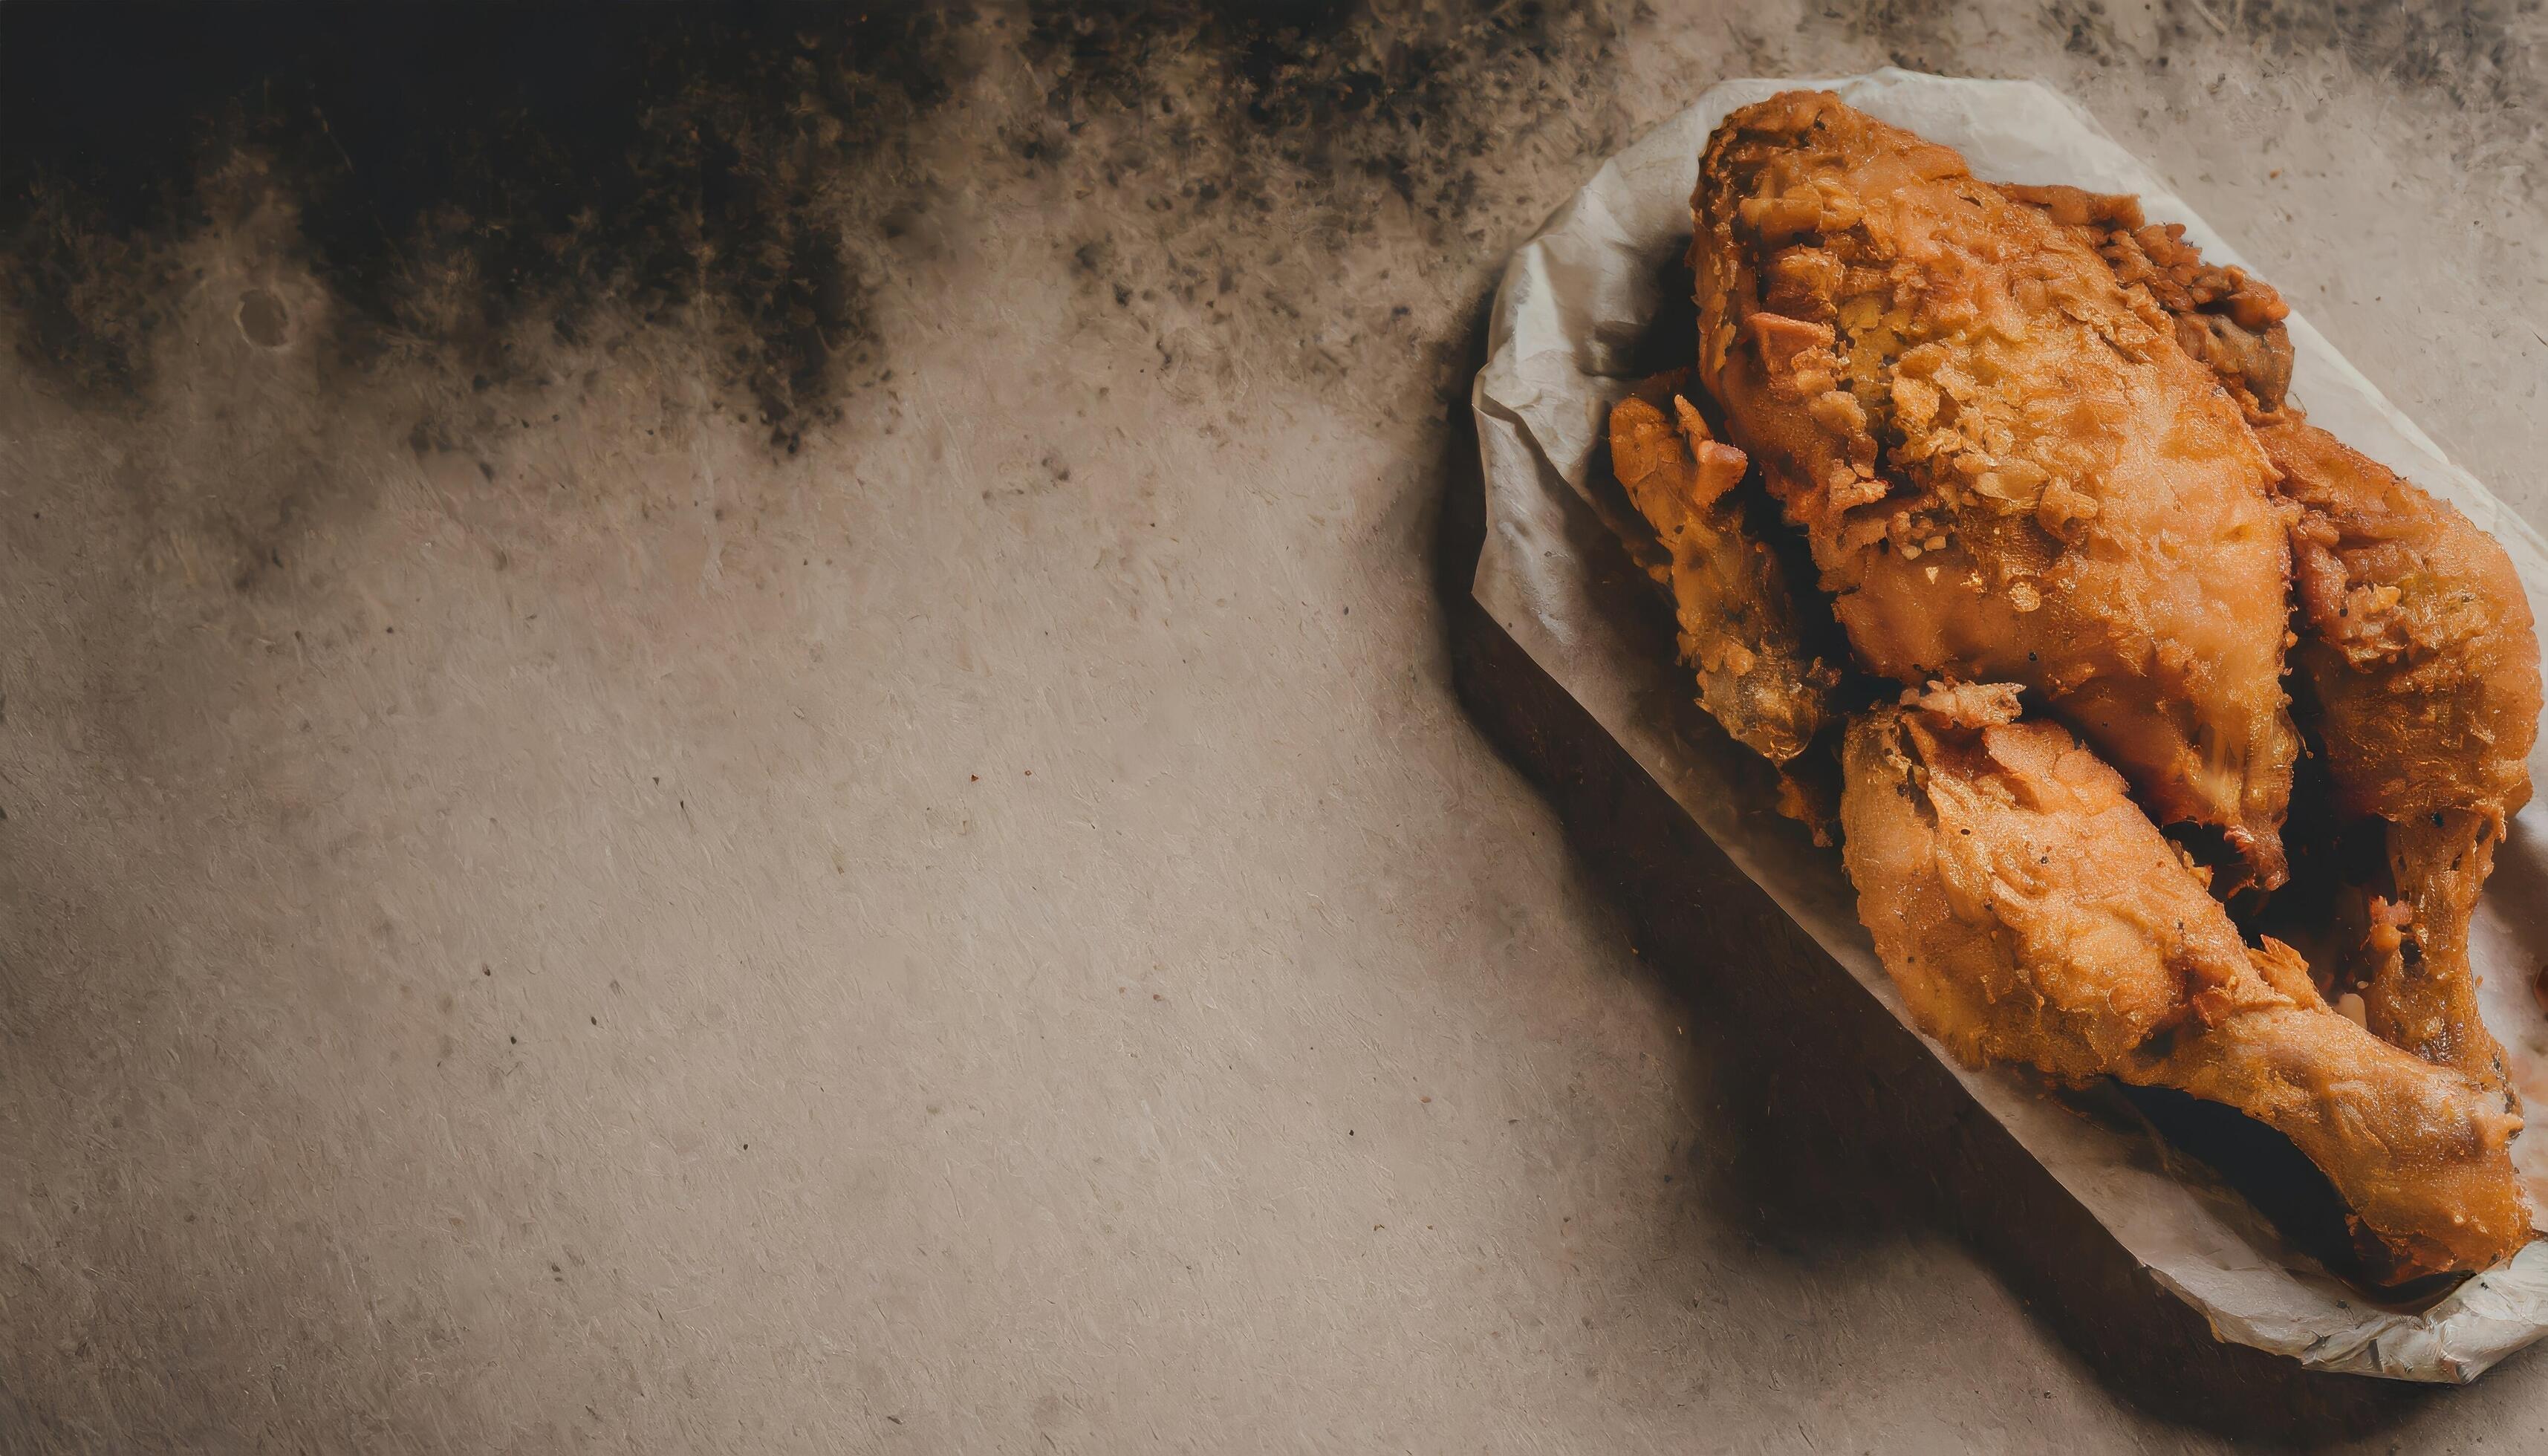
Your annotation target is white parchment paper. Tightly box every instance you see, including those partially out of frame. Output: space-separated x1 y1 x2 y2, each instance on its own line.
1470 68 2548 1383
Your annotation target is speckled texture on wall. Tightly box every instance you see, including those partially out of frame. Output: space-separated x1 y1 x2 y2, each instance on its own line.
7 1 2548 1450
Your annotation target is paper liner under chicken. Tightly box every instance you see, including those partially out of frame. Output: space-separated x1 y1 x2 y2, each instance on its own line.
1691 92 2301 888
1840 687 2529 1282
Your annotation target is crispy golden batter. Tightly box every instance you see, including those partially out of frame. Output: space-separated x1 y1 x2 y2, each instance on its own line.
1692 93 2300 887
2004 183 2295 419
2266 415 2541 824
2353 813 2507 1092
2262 412 2541 1094
1609 370 1843 767
2010 184 2541 1095
1841 692 2529 1281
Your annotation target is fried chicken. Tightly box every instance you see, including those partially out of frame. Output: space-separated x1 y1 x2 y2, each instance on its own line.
2007 183 2543 1097
1841 689 2529 1281
1692 93 2301 887
2001 183 2295 419
1609 370 1845 767
2263 413 2541 1095
2265 417 2538 829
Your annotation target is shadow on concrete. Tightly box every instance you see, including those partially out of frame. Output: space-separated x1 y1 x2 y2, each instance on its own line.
1426 286 2458 1443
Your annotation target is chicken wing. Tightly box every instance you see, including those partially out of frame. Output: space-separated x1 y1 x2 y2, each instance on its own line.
1841 688 2528 1281
1692 93 2301 887
1609 370 1845 767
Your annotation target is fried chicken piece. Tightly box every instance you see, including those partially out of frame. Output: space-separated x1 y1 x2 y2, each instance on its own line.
2003 184 2295 419
2006 185 2542 1093
2354 815 2506 1090
2262 412 2541 1095
1691 93 2301 887
1609 370 1845 767
2266 416 2539 825
1841 689 2529 1281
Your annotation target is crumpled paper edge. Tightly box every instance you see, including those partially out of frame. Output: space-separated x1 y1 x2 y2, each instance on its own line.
1470 66 2548 1384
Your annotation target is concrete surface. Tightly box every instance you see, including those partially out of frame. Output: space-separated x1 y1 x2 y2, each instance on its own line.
8 2 2548 1450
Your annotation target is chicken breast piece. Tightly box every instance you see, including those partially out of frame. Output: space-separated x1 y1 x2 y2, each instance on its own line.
1692 92 2300 887
1609 370 1845 768
1841 689 2529 1281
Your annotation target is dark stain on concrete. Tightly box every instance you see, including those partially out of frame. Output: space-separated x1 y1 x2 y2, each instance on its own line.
1024 0 1625 244
1806 0 2538 112
9 0 2539 456
2041 0 2125 65
1 2 958 448
234 288 291 349
1820 0 1965 72
2017 0 2537 101
2226 0 2533 111
1012 0 1625 404
4 1 1633 450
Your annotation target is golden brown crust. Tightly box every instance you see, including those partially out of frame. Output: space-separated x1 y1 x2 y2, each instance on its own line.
2257 411 2539 1099
2004 183 2295 418
2259 412 2542 823
1841 701 2529 1281
1667 97 2543 1277
1608 370 1845 767
2354 810 2510 1095
1691 91 2300 888
2001 191 2541 1099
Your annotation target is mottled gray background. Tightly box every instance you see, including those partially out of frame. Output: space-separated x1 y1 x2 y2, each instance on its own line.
7 1 2548 1450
